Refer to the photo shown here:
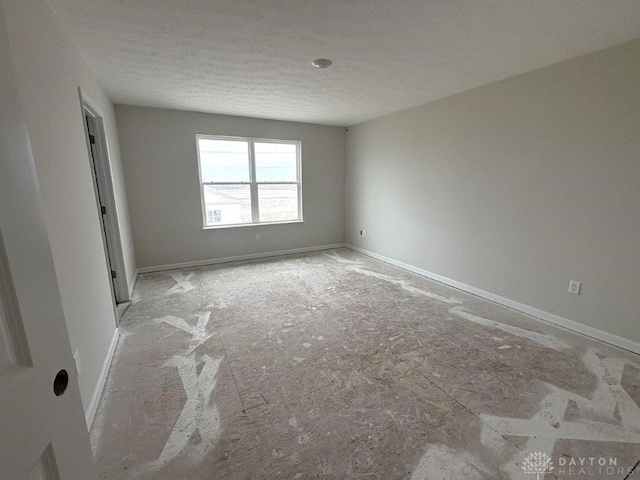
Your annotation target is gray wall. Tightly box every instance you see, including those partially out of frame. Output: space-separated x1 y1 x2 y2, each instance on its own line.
116 105 346 268
1 0 136 414
346 38 640 344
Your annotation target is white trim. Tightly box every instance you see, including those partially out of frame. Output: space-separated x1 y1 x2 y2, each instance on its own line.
137 243 346 274
79 88 130 304
128 269 139 298
346 244 640 355
85 327 119 429
203 219 304 230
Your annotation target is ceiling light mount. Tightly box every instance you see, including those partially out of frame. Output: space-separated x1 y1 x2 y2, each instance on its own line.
311 58 332 69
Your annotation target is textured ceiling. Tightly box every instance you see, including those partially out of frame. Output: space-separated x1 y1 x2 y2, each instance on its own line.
46 0 640 126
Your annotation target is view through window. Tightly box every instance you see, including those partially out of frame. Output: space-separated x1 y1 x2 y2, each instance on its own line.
197 135 302 227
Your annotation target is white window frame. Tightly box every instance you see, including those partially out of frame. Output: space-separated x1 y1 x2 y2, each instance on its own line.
196 134 303 229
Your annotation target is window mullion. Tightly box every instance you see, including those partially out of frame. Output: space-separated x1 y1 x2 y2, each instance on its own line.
297 143 302 221
249 140 259 223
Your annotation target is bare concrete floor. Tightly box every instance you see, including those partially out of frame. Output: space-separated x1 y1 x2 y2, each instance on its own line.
91 249 640 479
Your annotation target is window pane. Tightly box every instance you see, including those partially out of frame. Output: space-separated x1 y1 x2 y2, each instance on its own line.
198 138 250 182
203 185 251 226
254 142 297 182
258 184 299 222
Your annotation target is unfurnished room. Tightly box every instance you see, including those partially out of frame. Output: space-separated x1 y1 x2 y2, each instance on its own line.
1 1 640 479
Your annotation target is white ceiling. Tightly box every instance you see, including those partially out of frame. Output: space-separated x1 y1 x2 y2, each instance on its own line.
47 0 640 126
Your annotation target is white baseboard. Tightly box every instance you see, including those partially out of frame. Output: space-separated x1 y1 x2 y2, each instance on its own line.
346 244 640 355
137 243 347 274
85 327 119 429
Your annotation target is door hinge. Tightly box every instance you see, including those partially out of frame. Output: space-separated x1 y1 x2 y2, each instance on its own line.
101 205 107 215
111 270 117 279
89 134 96 144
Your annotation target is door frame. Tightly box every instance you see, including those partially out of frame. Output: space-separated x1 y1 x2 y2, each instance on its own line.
79 90 129 306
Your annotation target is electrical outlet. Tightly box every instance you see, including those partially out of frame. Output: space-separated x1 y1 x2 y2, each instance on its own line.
360 230 366 237
255 233 260 240
568 280 581 295
73 351 81 376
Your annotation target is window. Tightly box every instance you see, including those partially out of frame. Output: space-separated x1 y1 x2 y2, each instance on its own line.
196 135 302 227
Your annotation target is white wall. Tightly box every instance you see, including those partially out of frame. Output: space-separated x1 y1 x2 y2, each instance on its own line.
116 105 346 268
346 38 640 345
1 0 136 416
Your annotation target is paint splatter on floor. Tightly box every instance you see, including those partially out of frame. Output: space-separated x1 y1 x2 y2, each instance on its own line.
450 306 570 351
91 249 640 479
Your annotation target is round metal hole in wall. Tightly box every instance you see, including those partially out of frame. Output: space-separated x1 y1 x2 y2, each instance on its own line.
53 369 69 396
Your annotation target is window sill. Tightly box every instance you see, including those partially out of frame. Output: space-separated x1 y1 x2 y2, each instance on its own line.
202 220 304 230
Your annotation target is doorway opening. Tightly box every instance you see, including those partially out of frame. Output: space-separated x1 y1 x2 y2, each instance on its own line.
80 92 129 313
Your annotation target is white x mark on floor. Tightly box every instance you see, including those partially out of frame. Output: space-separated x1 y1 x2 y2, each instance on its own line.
165 271 196 295
156 312 215 354
480 348 640 477
142 353 223 473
